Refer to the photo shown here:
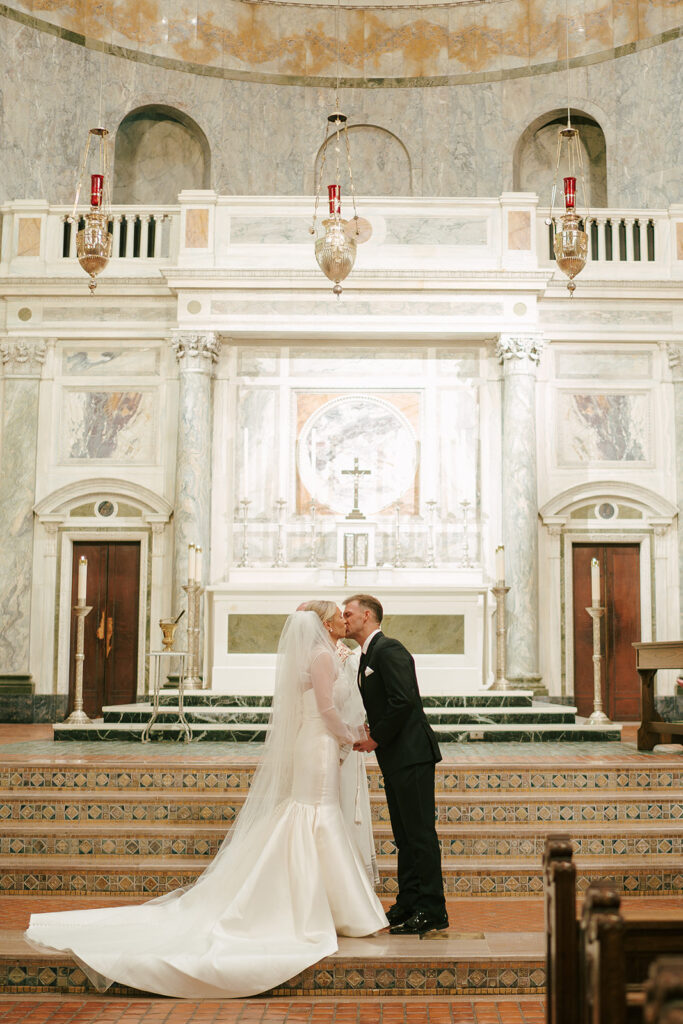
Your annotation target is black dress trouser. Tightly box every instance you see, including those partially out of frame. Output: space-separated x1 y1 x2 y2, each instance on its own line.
383 760 446 919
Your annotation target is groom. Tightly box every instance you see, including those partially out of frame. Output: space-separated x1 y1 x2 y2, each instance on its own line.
343 594 448 936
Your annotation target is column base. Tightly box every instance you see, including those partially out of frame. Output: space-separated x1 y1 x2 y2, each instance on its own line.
506 674 547 696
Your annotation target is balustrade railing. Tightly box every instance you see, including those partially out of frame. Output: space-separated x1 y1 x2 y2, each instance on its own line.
538 208 673 276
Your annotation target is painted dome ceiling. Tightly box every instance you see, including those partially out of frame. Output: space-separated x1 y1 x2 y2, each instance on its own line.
3 0 680 84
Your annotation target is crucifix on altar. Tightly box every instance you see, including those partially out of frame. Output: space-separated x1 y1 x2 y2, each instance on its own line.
342 456 371 520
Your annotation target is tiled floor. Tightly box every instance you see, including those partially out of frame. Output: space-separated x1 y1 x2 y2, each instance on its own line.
0 998 547 1023
0 724 668 764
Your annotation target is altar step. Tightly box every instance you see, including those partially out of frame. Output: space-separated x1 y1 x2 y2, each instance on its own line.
0 925 546 997
53 691 622 742
1 758 680 898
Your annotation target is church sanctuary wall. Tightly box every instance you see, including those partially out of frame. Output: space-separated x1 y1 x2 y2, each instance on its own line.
3 334 179 721
0 11 680 208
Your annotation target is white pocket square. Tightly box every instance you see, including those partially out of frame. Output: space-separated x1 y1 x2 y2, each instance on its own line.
364 666 374 677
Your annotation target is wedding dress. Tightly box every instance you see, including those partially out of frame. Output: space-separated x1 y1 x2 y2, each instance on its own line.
26 612 388 999
336 643 379 887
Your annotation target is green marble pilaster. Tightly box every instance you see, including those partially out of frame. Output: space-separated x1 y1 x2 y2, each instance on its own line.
0 340 46 679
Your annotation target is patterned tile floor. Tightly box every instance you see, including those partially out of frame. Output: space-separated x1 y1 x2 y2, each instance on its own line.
0 998 547 1023
0 724 673 764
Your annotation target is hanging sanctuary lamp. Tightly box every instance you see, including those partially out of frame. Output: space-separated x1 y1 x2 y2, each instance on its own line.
545 5 589 296
71 126 113 293
310 2 371 298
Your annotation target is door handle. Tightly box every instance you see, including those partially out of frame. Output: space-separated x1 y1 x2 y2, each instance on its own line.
106 616 113 658
96 611 105 641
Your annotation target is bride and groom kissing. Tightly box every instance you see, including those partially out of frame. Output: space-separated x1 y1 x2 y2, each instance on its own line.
26 594 447 1000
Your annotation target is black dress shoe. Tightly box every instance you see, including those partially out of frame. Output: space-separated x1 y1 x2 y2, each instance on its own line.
389 910 449 936
385 905 414 927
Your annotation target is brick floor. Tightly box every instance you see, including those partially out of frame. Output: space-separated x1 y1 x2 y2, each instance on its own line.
0 1000 547 1024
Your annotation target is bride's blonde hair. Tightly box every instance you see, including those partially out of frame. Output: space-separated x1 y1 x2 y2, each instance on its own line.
301 600 337 626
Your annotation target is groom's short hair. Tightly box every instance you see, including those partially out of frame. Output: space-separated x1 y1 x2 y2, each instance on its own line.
344 593 383 624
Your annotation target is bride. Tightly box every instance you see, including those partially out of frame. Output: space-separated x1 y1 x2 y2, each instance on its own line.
26 607 388 999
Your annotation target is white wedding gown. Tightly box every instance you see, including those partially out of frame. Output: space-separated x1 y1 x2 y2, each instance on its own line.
26 630 388 999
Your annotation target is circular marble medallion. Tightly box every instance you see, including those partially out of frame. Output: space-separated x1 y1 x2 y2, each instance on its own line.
298 395 417 515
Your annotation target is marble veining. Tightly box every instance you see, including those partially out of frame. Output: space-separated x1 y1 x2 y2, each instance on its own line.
383 216 488 246
62 389 157 462
63 347 161 376
557 391 650 464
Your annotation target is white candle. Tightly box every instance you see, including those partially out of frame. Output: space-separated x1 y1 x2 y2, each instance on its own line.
591 557 600 606
188 543 196 583
243 428 250 498
77 556 87 601
496 545 505 582
195 546 202 583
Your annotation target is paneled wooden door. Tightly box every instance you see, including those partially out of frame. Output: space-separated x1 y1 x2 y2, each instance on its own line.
68 542 141 719
572 543 641 721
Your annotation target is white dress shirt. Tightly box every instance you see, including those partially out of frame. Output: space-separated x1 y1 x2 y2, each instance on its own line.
361 628 382 655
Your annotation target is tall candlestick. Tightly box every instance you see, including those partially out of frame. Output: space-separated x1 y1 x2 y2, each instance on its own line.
496 545 505 582
243 428 250 497
77 556 88 601
188 543 196 583
195 546 202 583
591 557 600 607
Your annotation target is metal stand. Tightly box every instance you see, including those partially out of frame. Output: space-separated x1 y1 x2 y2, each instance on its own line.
586 606 611 724
490 584 512 691
182 582 203 689
273 498 288 567
142 651 191 743
65 601 93 723
237 498 251 567
392 503 405 568
306 499 320 568
425 500 438 568
459 498 474 568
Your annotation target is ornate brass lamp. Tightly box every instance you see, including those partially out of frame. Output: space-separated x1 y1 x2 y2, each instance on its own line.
548 124 589 296
71 127 113 293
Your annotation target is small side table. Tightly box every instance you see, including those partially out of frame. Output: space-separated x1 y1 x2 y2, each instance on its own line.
142 651 192 743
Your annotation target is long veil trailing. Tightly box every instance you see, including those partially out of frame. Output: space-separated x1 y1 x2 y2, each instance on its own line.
26 611 386 999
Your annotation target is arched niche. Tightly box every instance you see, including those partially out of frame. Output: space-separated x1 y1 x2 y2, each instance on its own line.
315 124 412 197
114 105 211 205
514 109 607 208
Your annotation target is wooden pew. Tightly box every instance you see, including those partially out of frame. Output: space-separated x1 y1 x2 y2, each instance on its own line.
642 957 683 1024
543 835 683 1024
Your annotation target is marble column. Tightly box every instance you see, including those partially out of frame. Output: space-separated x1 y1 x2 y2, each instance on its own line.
0 339 46 685
172 331 220 660
496 334 544 692
667 343 683 636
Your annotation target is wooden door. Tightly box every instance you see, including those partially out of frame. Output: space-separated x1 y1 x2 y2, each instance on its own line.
69 542 140 718
572 544 641 720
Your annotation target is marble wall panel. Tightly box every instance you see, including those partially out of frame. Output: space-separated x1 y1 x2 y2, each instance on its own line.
507 210 531 250
229 217 311 245
226 612 464 654
0 14 680 207
16 217 41 257
60 388 158 463
556 390 651 465
185 208 209 248
383 217 488 246
555 351 652 379
677 223 683 261
63 347 160 376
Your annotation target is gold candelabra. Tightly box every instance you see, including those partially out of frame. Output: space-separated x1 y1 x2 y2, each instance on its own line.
182 582 203 689
491 584 512 691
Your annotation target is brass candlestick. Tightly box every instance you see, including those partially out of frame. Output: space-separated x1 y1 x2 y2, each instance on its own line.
586 605 610 724
490 584 512 691
65 600 93 723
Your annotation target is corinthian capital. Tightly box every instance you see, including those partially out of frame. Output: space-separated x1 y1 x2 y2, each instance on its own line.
0 339 47 377
172 332 220 368
496 335 545 367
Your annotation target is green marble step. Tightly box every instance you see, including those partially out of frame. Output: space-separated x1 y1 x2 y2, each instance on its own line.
2 761 680 793
1 787 680 825
1 853 679 897
53 720 622 742
2 821 680 861
0 930 546 996
156 691 536 709
101 703 578 727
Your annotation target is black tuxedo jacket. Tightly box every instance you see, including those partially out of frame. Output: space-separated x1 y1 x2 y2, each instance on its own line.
358 631 442 778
